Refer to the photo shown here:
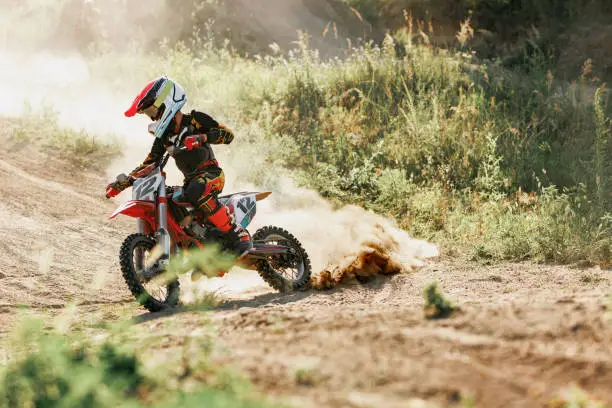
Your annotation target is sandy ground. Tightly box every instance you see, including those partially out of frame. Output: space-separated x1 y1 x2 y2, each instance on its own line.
210 262 612 407
0 130 611 407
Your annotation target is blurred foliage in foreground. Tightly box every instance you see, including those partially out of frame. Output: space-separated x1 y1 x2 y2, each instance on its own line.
0 317 278 408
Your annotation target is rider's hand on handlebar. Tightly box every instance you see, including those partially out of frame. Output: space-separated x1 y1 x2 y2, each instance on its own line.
184 135 199 151
105 181 122 198
105 175 131 198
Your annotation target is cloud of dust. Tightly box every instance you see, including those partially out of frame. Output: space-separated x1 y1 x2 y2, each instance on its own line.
0 50 139 134
244 176 438 290
1 0 171 54
181 166 438 300
0 0 177 170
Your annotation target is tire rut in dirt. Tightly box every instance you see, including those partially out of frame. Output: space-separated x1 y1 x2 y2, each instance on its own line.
119 233 180 312
253 226 312 292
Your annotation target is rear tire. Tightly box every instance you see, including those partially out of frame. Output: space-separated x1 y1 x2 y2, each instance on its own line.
119 233 180 312
253 226 311 292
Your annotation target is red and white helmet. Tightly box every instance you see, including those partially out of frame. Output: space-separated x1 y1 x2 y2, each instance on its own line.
124 76 187 138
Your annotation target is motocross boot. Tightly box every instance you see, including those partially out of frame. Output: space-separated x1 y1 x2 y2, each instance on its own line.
207 205 253 258
226 224 253 259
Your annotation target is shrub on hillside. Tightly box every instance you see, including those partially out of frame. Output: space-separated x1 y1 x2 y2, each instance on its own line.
258 32 610 264
6 108 120 170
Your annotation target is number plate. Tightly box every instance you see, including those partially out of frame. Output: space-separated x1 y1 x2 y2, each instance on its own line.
232 194 257 228
132 171 163 201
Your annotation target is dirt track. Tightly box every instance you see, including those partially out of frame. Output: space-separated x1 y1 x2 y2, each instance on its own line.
0 129 611 407
213 262 612 407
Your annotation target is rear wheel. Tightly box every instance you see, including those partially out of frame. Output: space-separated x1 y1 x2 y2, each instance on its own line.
253 226 311 292
119 233 180 312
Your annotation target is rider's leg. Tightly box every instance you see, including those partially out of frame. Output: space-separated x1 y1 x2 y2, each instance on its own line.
207 206 253 257
185 170 253 257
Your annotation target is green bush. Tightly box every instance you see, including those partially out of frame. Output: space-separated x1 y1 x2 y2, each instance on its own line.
0 323 146 408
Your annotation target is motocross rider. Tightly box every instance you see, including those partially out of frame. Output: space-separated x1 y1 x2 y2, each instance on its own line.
105 76 253 257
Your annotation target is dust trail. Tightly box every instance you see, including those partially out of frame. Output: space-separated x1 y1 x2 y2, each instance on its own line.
307 215 437 290
252 189 439 291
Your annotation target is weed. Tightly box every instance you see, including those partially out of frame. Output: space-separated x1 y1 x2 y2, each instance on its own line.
166 245 236 281
294 368 320 387
461 394 476 408
593 85 610 214
0 321 148 408
579 273 604 284
423 282 457 319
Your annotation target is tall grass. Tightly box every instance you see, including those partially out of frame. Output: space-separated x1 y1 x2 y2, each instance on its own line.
232 31 611 264
5 108 120 170
594 85 610 214
82 23 611 264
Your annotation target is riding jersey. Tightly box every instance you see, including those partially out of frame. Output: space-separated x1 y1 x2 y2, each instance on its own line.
131 110 234 181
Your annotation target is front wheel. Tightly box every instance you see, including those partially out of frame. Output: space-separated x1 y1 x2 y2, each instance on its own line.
253 226 312 292
119 233 180 312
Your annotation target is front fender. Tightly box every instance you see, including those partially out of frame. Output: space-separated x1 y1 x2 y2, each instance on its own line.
109 200 155 221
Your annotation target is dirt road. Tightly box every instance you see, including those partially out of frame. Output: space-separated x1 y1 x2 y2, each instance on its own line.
212 262 612 407
0 127 611 407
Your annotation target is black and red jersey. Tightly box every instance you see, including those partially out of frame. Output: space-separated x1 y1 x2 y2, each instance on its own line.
131 110 234 181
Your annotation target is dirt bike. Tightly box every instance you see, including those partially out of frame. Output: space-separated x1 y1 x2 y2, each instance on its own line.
108 150 311 312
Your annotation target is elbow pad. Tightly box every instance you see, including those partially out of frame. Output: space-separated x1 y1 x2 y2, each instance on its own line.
207 126 234 144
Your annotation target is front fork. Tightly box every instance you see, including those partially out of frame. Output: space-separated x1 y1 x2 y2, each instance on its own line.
135 186 172 266
157 185 172 262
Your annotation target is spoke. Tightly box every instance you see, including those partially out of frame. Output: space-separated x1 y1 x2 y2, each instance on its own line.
264 236 302 281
